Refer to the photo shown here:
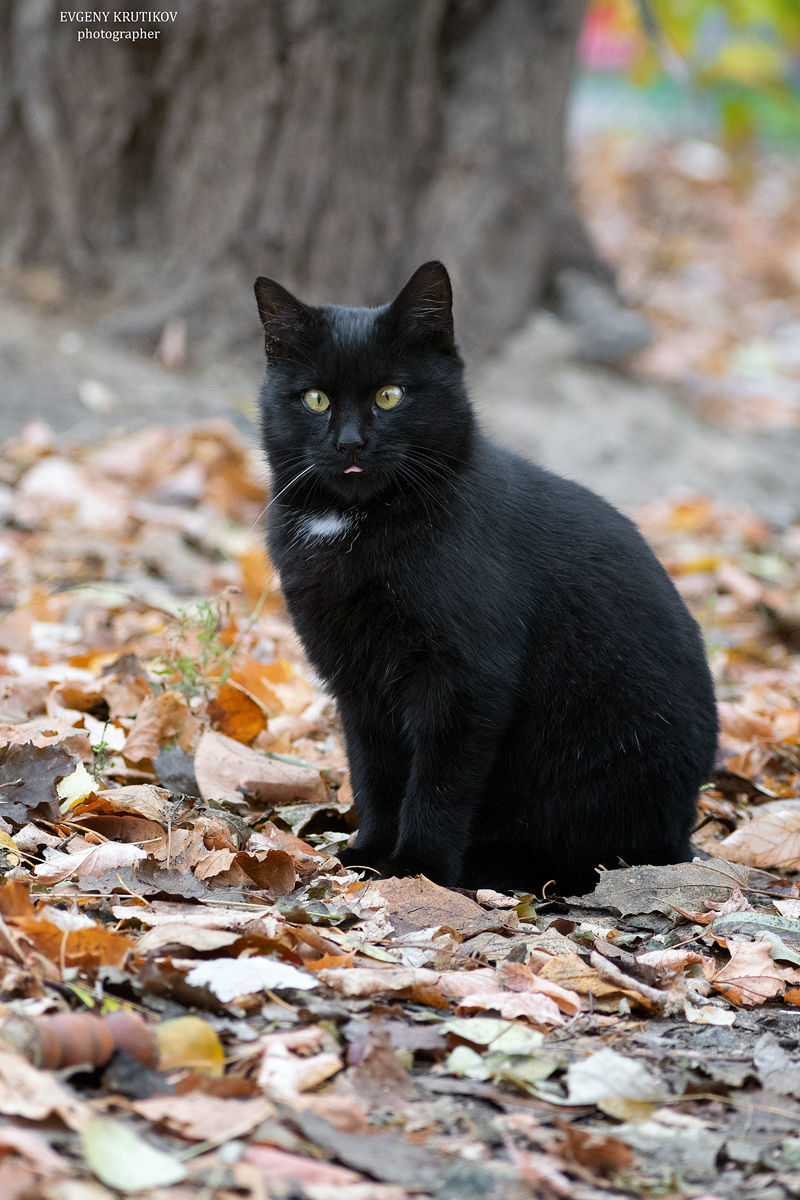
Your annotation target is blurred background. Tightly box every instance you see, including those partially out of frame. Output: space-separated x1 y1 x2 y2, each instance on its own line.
1 0 800 521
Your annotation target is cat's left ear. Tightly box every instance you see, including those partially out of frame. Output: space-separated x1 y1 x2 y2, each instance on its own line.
388 261 454 350
254 276 313 359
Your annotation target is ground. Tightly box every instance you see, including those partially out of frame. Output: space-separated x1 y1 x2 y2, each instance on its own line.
1 130 800 1199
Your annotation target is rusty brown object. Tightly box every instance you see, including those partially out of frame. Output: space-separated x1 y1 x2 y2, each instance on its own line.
0 1009 158 1071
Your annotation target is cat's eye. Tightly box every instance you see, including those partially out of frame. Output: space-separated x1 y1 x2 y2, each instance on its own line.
303 389 330 413
375 385 404 410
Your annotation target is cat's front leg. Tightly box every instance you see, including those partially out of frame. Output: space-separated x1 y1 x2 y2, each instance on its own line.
383 720 500 887
335 697 407 871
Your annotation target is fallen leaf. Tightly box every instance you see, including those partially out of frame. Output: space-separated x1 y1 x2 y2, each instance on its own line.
135 923 241 956
684 1000 736 1025
56 761 96 812
194 729 328 806
133 1093 272 1142
184 956 317 1002
258 1026 342 1098
122 690 190 765
0 1123 70 1174
243 1144 363 1188
455 991 566 1026
81 784 181 823
11 915 131 969
563 1048 671 1109
703 938 787 1005
293 1109 447 1190
33 841 147 883
154 1016 225 1077
717 806 800 870
317 966 440 998
635 948 707 973
236 848 296 895
0 740 73 823
81 1117 187 1192
557 1121 633 1175
368 875 512 938
537 952 630 1012
0 1048 89 1128
583 860 751 917
207 681 265 744
495 960 582 1014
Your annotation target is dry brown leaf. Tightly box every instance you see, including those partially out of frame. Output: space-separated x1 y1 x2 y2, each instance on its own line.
0 1049 89 1128
494 959 581 1013
152 825 209 871
317 967 440 998
703 939 787 1005
133 1093 272 1142
135 923 241 956
248 822 327 875
122 690 190 764
0 1123 71 1174
75 813 167 855
717 806 800 870
636 948 708 973
434 968 502 998
12 915 132 969
537 952 629 1012
193 848 237 880
367 875 512 938
243 1145 363 1189
33 841 146 883
455 990 566 1025
84 784 178 823
237 848 296 895
258 1027 342 1099
207 681 266 744
193 729 328 806
557 1121 633 1175
98 655 154 721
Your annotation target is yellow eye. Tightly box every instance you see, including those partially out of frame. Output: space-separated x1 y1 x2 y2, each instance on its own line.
375 385 404 410
303 389 330 413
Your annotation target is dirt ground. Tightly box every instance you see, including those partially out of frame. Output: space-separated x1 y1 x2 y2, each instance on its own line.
2 285 799 526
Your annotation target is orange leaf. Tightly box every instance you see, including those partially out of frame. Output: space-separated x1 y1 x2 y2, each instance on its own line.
238 546 277 608
228 658 283 712
306 951 356 971
0 881 35 920
207 682 265 744
122 690 190 764
703 939 786 1006
12 917 132 970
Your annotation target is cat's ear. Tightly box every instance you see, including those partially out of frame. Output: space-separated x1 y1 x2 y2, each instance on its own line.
254 277 313 358
388 261 454 350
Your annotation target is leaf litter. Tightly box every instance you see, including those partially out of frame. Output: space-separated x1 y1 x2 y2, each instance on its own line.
0 419 800 1197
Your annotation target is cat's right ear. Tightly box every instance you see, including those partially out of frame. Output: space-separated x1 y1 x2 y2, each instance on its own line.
388 261 455 351
254 277 312 359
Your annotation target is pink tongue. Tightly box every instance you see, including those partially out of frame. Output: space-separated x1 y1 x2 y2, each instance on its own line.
344 465 363 474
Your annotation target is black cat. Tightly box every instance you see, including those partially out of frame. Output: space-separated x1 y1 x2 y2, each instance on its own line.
254 261 718 896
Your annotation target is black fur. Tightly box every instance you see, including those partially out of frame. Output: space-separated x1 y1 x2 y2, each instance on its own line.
255 261 718 896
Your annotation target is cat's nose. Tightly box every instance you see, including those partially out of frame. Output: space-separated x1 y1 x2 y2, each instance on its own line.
336 420 365 454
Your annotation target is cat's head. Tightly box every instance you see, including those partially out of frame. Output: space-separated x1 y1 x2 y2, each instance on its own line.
254 262 473 507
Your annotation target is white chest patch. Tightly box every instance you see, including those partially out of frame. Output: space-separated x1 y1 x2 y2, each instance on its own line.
298 512 353 545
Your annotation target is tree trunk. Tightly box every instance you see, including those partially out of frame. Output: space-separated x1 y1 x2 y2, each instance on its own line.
0 0 612 358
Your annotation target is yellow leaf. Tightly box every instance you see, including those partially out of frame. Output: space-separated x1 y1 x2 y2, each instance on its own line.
154 1016 225 1078
57 761 97 812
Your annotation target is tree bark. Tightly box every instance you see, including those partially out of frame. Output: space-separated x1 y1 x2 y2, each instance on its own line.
0 0 612 356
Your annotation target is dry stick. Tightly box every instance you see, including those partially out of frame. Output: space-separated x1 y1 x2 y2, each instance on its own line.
589 950 676 1012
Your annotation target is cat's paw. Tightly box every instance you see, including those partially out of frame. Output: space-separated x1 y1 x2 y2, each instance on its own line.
372 856 453 886
337 844 385 872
